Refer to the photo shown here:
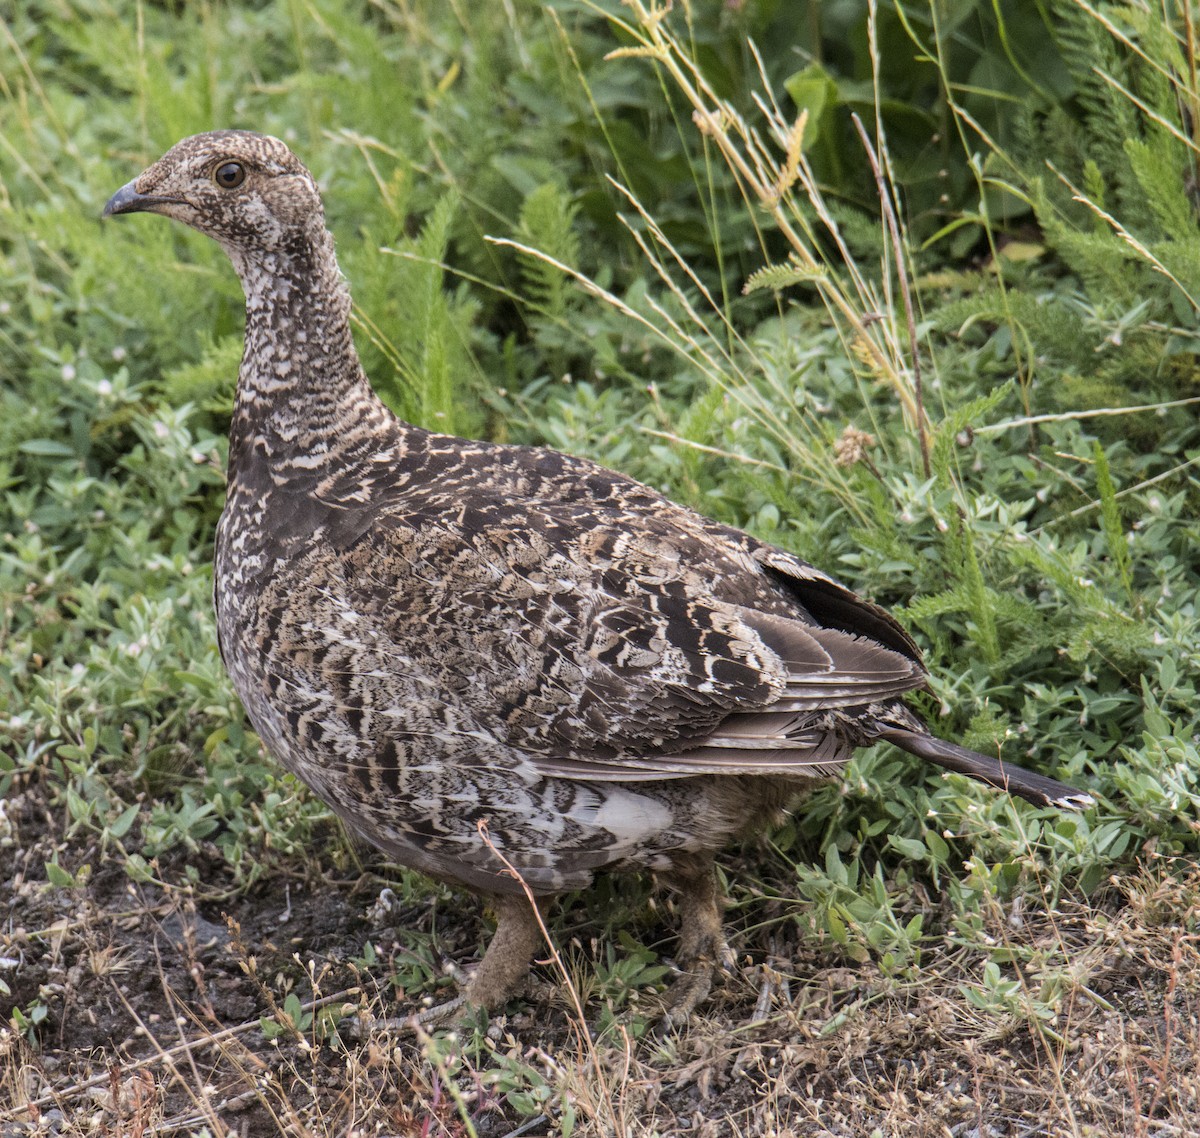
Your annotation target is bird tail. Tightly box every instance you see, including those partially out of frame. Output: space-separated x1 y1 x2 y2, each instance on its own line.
873 726 1094 811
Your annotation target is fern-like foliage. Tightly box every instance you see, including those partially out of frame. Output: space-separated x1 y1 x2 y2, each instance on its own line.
513 182 584 382
941 2 1200 412
743 260 827 295
1043 0 1145 221
358 195 484 438
517 182 581 323
160 337 243 418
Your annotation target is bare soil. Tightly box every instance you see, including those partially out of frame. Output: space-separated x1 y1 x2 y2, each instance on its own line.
2 770 1198 1137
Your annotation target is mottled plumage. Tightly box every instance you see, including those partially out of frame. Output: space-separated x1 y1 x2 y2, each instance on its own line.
104 132 1091 1021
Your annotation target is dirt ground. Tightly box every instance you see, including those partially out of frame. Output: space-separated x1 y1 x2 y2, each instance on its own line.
2 769 1198 1137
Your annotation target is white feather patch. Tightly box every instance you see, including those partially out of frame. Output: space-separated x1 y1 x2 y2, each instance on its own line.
586 787 672 846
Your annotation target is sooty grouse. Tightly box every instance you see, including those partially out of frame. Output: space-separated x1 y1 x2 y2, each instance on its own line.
104 131 1092 1023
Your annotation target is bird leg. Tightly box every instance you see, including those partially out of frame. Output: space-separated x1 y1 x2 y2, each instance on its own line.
360 892 544 1033
660 863 735 1026
462 891 546 1011
415 891 545 1025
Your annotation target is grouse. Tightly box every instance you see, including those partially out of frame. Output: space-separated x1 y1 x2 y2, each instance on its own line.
104 132 1092 1023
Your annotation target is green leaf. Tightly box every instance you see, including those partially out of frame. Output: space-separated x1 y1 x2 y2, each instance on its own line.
783 64 837 150
888 835 927 861
46 860 76 888
18 439 78 457
110 803 141 838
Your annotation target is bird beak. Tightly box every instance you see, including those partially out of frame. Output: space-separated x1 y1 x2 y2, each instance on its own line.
102 180 184 218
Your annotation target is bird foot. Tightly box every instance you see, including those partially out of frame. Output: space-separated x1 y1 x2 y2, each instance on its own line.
652 863 735 1031
342 991 466 1039
658 936 736 1030
348 988 489 1040
345 893 544 1037
414 991 468 1026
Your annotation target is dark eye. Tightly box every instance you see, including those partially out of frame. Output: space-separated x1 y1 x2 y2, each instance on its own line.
214 162 246 189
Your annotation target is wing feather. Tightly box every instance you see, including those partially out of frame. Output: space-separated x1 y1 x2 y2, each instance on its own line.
335 490 928 782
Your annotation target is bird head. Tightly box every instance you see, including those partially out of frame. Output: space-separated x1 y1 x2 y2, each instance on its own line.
103 131 325 261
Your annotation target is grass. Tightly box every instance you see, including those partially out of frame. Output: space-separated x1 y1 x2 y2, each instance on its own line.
1 0 1199 1134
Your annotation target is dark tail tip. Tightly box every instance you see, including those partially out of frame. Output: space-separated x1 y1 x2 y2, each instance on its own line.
877 727 1093 810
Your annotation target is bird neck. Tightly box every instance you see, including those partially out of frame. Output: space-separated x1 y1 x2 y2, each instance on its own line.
226 229 403 475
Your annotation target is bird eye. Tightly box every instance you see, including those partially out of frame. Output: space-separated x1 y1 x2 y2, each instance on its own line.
214 162 246 189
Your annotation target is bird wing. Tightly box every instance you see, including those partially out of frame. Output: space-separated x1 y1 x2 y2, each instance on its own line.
735 537 925 662
530 600 925 780
336 497 926 780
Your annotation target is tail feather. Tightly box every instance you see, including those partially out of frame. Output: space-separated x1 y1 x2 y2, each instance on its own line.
876 727 1093 810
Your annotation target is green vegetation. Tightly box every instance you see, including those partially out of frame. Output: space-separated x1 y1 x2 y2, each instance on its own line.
1 1 1197 1134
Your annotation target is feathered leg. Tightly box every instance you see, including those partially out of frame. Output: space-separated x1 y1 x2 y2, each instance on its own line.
660 862 735 1027
419 892 544 1023
462 892 544 1009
